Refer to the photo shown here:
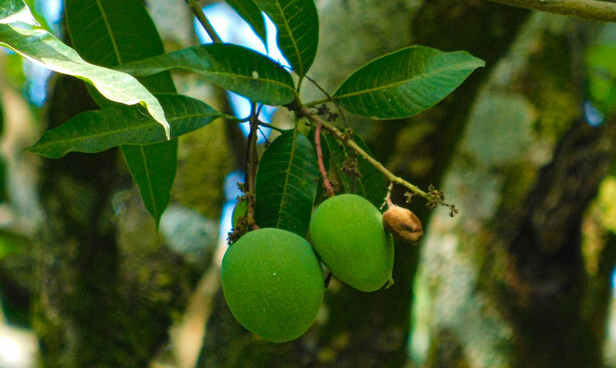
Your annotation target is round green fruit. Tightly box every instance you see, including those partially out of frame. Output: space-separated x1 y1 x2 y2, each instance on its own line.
309 194 394 292
221 228 324 343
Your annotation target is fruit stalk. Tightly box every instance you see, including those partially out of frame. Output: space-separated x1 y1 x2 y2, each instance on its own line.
315 122 335 197
296 103 436 205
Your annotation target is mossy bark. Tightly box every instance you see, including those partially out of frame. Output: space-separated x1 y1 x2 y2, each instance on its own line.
414 16 616 368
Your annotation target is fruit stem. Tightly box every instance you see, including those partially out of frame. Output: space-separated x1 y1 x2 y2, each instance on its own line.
295 103 432 204
245 103 260 230
315 123 336 197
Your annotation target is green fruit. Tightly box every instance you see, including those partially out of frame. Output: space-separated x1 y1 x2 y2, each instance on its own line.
221 228 324 342
309 194 394 292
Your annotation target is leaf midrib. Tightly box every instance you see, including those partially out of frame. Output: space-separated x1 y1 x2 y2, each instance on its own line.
334 61 479 100
275 130 299 229
274 0 303 76
34 112 216 149
95 0 122 64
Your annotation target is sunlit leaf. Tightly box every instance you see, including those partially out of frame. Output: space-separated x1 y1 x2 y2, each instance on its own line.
0 0 26 22
66 0 178 225
0 22 171 136
227 0 267 45
252 0 319 77
333 46 485 119
255 129 319 236
118 43 296 106
29 95 222 159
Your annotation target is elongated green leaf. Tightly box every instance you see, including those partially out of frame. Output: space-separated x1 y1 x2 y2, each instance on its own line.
227 0 267 44
30 95 222 159
322 133 386 208
66 0 179 225
118 43 296 106
333 46 485 119
0 0 25 21
122 143 177 224
0 22 171 136
255 129 319 236
252 0 319 77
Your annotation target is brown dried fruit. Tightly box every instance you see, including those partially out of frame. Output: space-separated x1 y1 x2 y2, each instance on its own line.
382 205 423 243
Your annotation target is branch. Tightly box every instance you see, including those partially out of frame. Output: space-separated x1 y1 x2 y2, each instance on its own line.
488 0 616 22
315 122 335 197
187 0 223 43
295 103 457 213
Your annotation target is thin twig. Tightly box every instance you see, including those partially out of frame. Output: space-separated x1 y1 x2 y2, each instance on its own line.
246 103 260 229
186 0 223 43
295 102 455 211
315 123 335 197
489 0 616 22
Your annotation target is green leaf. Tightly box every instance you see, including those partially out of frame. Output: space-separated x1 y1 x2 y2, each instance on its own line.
0 0 26 21
118 43 296 106
66 0 179 225
322 133 386 208
251 0 319 77
29 95 222 159
255 129 319 236
0 21 171 137
122 142 177 224
226 0 267 45
332 46 485 119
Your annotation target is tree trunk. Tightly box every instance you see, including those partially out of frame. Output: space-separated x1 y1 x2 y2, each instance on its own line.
412 15 616 368
32 75 201 367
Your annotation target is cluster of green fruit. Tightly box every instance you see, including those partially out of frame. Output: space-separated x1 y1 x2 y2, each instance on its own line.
221 194 395 343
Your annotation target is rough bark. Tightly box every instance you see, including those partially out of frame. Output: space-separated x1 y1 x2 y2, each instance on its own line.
414 16 616 368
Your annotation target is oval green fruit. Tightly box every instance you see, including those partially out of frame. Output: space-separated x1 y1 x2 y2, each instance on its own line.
221 228 324 342
309 194 394 292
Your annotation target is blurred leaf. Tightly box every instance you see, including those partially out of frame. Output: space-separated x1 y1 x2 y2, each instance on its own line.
0 22 171 136
255 129 319 236
29 95 222 158
118 43 296 106
66 0 179 225
0 0 25 21
227 0 267 45
586 45 616 114
252 0 319 77
322 133 387 208
333 46 485 119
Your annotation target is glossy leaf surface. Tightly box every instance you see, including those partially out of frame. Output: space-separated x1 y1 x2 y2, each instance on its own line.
118 43 296 106
66 0 178 224
30 95 221 159
333 46 485 119
256 129 319 236
0 22 170 136
226 0 267 44
252 0 319 77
